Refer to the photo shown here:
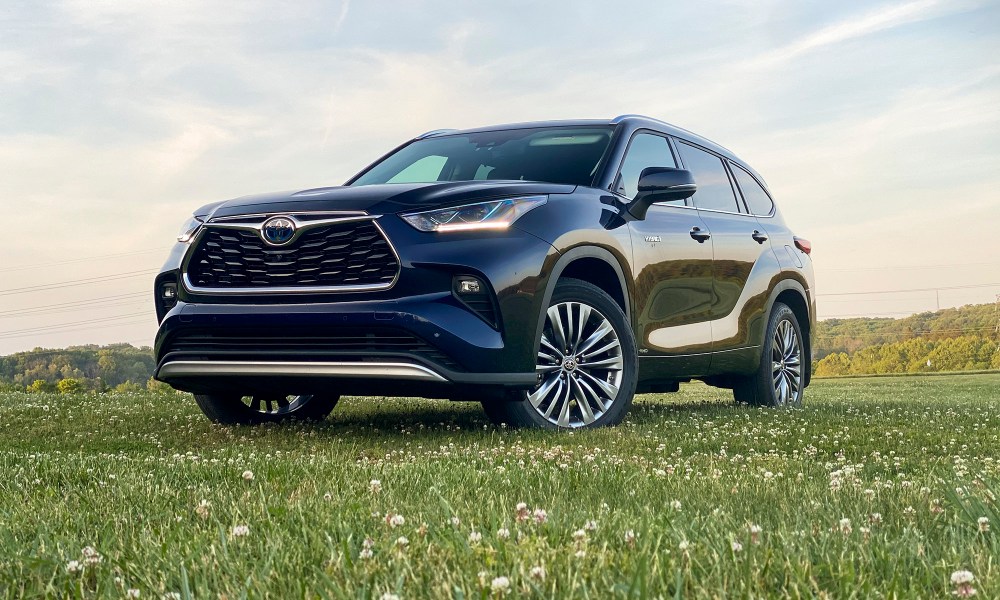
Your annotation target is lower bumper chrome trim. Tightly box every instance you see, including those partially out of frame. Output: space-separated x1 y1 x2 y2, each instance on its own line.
156 360 448 382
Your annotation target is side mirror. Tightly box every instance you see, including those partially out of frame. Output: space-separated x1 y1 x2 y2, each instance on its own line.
627 167 697 220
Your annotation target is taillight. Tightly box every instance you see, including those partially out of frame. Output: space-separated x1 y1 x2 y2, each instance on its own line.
793 237 812 255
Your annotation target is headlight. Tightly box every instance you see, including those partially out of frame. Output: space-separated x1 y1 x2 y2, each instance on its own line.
176 216 203 242
400 196 547 232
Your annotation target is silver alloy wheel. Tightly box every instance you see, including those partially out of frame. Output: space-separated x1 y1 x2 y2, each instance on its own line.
532 301 624 428
240 394 314 416
771 319 802 405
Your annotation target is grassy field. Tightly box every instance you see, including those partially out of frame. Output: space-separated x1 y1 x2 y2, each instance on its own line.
1 375 997 599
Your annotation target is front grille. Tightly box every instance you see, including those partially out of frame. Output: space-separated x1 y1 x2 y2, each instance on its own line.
186 220 398 290
160 326 459 370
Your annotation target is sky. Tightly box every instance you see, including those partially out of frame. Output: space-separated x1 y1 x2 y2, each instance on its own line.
1 0 999 354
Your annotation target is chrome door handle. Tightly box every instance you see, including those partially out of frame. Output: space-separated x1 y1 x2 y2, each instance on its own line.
752 230 769 244
689 227 711 243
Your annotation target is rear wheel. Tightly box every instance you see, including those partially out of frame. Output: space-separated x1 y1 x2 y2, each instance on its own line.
733 302 804 407
482 278 638 429
193 393 339 425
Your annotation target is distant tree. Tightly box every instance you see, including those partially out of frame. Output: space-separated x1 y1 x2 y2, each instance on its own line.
57 378 85 394
114 381 143 393
27 379 56 393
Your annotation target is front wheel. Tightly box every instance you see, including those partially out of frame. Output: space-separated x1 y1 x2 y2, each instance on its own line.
194 393 340 425
733 302 805 407
482 278 638 429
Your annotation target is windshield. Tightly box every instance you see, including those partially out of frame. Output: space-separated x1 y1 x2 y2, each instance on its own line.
349 126 614 187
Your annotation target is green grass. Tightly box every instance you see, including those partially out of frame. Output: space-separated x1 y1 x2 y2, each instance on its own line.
1 375 997 599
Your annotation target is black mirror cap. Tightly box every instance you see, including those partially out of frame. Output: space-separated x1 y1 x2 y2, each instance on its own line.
627 167 697 220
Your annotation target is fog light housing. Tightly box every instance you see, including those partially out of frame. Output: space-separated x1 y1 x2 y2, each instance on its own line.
161 282 177 308
457 278 481 294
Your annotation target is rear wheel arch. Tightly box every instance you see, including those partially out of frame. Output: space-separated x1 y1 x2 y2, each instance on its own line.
764 280 812 386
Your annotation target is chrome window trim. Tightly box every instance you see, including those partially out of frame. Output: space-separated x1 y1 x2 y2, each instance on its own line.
180 214 401 295
157 360 447 382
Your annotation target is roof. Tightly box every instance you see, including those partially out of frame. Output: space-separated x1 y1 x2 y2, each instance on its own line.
417 115 742 165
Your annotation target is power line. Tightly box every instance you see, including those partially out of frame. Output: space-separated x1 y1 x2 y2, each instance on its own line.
0 248 171 273
0 312 151 338
0 292 150 317
0 318 151 341
818 282 1000 297
0 270 157 296
823 261 1000 273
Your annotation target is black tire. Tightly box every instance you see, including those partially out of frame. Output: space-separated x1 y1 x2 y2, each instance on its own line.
482 278 638 429
733 302 804 407
193 393 340 425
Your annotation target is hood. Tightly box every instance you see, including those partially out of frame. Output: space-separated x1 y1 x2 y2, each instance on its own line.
198 181 577 220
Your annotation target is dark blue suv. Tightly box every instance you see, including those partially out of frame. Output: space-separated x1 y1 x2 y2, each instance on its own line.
153 115 815 429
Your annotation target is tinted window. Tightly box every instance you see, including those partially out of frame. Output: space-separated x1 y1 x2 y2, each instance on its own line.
676 142 740 212
351 126 613 187
616 133 678 202
731 163 774 216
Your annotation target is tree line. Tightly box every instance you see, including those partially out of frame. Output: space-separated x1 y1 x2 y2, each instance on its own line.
0 343 173 393
1 302 997 391
813 302 1000 377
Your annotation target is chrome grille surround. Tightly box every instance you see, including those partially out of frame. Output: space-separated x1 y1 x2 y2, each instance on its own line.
181 213 401 295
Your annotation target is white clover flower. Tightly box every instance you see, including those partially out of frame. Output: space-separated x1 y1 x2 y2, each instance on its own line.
977 517 990 532
81 546 103 565
379 594 400 600
385 513 405 528
231 524 250 537
670 500 682 511
951 569 977 598
323 492 332 502
838 518 852 535
450 515 461 527
241 470 254 481
395 536 409 549
678 540 691 551
624 530 636 546
66 560 83 574
369 479 382 493
490 576 511 595
468 531 482 545
126 589 140 599
572 529 587 542
583 520 597 531
533 508 548 524
574 549 586 558
869 513 883 525
195 499 211 519
530 565 546 581
496 527 510 540
952 570 975 585
731 540 743 552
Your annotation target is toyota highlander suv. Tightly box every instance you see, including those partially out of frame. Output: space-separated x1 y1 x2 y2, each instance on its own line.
153 115 815 429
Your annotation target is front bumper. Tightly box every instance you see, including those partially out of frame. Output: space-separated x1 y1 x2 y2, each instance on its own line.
153 216 559 397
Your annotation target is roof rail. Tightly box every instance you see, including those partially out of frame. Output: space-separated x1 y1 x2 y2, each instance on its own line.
415 128 458 139
611 114 647 123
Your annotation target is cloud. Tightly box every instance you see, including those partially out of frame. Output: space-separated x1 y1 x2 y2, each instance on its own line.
748 0 958 68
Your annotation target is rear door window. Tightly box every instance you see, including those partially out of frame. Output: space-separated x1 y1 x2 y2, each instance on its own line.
676 141 741 212
730 163 775 216
616 133 678 202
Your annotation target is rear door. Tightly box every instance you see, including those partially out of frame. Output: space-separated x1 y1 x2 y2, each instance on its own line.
674 141 776 357
619 131 714 374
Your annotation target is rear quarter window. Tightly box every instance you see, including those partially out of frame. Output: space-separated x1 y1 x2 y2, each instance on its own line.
731 163 775 216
